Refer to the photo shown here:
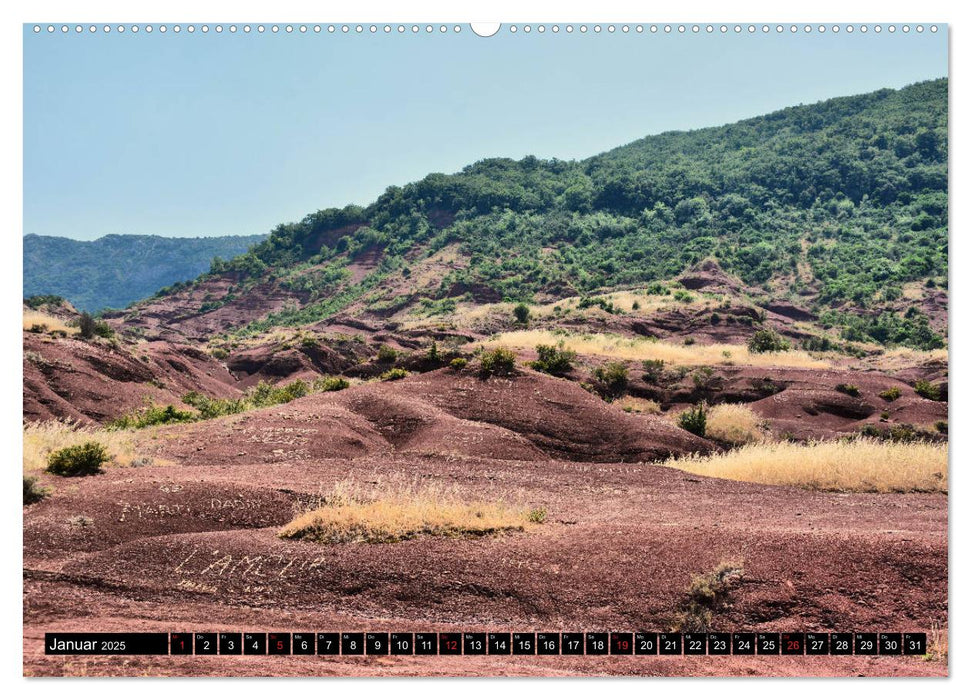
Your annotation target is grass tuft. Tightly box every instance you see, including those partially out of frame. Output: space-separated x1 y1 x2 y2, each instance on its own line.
664 437 947 493
705 404 766 445
279 480 545 544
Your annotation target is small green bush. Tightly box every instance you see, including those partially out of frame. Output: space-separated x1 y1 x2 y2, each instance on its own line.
527 507 548 524
182 392 247 420
93 320 114 338
449 357 468 371
380 367 409 381
747 328 791 354
835 383 860 397
248 379 310 408
692 366 716 391
678 404 708 437
47 442 109 477
513 303 531 325
313 375 349 392
210 347 230 360
529 343 576 376
594 361 629 398
935 420 948 434
109 403 196 429
23 475 47 504
78 312 96 339
642 359 666 384
879 386 902 402
377 345 399 363
479 346 517 377
914 379 942 401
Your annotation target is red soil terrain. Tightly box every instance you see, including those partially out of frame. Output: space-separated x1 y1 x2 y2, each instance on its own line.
23 333 240 424
23 370 947 677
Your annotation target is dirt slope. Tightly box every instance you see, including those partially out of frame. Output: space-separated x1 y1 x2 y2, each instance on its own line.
23 333 241 424
23 453 947 677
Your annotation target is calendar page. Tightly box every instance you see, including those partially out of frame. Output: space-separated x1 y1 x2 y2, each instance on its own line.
21 18 948 679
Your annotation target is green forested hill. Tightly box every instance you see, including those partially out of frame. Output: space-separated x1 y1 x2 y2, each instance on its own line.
168 79 948 348
24 233 267 312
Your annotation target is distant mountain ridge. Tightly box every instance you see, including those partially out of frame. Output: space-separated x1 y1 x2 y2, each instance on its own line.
23 233 267 312
120 79 946 350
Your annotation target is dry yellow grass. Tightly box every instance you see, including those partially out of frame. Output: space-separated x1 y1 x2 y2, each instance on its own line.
618 397 662 415
482 330 830 369
705 404 767 445
878 347 949 365
23 420 149 473
664 438 947 493
279 479 546 544
23 311 77 335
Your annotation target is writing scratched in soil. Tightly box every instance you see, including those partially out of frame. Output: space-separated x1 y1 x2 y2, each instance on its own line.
174 546 328 580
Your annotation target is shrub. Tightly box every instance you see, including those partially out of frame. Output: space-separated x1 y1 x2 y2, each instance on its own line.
879 387 902 402
691 366 716 391
275 379 310 402
631 301 641 311
479 346 517 377
747 328 791 353
594 361 629 398
513 303 531 325
426 341 441 362
313 375 349 392
249 379 310 407
673 290 695 303
92 320 114 338
641 359 666 384
449 357 468 371
672 561 744 632
377 345 399 363
46 441 109 477
835 383 860 397
24 294 65 309
529 343 576 376
23 475 47 505
78 312 96 339
182 392 247 420
935 420 948 434
210 347 230 360
678 403 708 437
527 507 548 524
108 403 196 430
914 379 942 401
380 368 409 381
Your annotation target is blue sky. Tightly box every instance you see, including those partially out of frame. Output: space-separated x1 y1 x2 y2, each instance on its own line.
24 25 947 240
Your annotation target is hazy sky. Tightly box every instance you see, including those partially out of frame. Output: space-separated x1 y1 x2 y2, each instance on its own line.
24 24 947 240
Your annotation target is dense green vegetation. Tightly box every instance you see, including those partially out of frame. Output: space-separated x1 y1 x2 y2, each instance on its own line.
178 80 947 348
46 442 109 477
23 233 267 312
